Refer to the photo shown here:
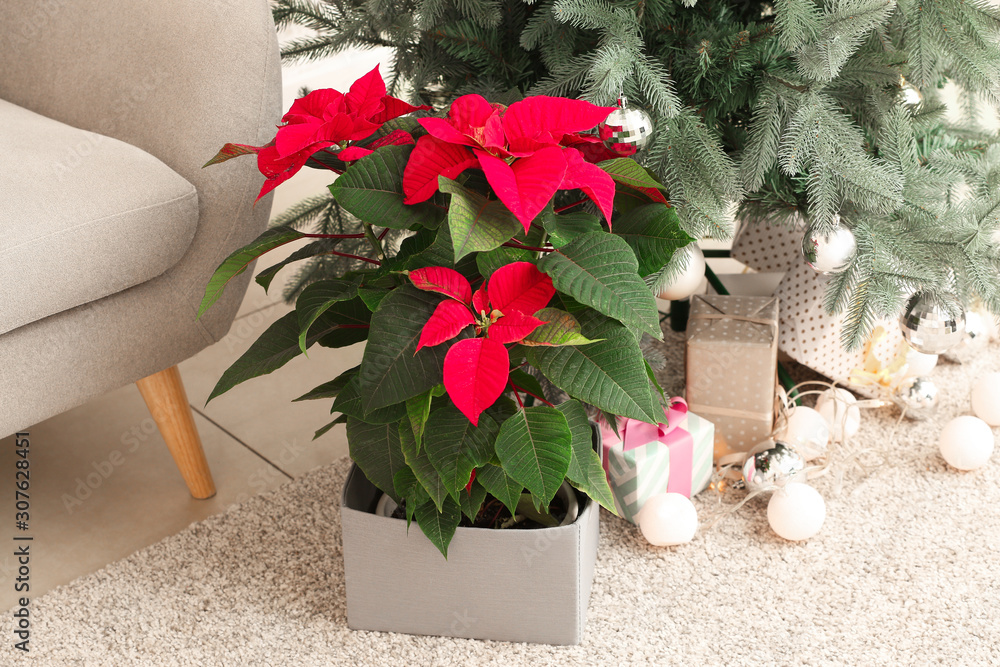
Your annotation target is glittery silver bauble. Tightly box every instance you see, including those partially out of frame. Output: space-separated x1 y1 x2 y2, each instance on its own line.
944 310 988 363
742 441 807 494
892 375 940 420
801 219 857 275
599 97 653 156
899 293 966 354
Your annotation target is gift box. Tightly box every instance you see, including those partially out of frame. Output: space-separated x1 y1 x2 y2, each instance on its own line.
773 261 906 398
731 216 806 273
686 294 779 458
600 398 714 524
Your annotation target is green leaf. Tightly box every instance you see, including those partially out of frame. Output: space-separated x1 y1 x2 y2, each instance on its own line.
520 308 600 347
598 158 668 192
423 407 497 500
459 480 488 522
476 464 525 516
358 287 391 311
296 279 361 353
400 421 449 511
314 298 372 348
332 377 407 424
414 496 462 558
507 369 547 404
476 245 533 278
198 226 303 318
255 240 329 292
359 285 468 411
313 414 347 440
613 204 694 276
392 467 429 527
542 210 603 248
292 365 359 402
404 223 456 269
645 359 666 402
557 400 617 514
537 232 661 339
405 386 439 450
208 309 349 402
330 145 441 229
526 310 662 423
493 407 572 504
347 417 407 501
438 177 522 260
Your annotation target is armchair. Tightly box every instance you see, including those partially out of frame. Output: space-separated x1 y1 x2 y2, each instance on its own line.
0 0 282 498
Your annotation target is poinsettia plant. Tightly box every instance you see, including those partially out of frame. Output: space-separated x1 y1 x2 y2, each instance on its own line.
200 66 695 556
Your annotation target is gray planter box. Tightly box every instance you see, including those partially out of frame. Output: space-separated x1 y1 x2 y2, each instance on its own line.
340 464 601 645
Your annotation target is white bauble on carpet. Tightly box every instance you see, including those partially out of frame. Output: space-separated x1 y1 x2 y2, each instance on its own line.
637 492 698 546
971 372 1000 426
939 416 995 470
767 483 826 541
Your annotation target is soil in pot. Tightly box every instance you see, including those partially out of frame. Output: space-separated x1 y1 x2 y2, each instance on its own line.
384 487 579 529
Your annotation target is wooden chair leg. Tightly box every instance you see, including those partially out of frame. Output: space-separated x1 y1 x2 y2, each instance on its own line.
136 365 217 499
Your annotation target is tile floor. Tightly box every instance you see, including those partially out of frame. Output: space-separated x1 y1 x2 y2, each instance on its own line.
0 47 754 611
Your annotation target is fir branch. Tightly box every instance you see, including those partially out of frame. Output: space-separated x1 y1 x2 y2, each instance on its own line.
774 0 822 51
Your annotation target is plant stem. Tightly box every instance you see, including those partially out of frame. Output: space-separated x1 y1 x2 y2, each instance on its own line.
300 232 366 239
502 242 555 253
321 249 381 266
509 380 525 409
511 383 554 407
554 198 588 213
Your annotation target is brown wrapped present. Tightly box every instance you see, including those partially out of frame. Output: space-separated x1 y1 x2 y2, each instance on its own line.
685 294 779 459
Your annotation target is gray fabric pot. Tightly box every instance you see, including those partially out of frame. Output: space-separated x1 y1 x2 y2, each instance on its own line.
340 464 601 645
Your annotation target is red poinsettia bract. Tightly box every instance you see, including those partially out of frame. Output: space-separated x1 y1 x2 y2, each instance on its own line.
206 66 429 200
401 95 619 232
409 263 555 425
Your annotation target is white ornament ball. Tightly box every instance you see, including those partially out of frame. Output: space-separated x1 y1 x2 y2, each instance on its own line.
801 221 857 275
767 482 826 541
637 492 698 547
939 415 995 470
814 387 861 440
657 245 705 301
904 346 938 378
971 372 1000 426
779 405 831 460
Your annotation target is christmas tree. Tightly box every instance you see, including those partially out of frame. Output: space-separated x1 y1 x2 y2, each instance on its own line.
272 0 1000 349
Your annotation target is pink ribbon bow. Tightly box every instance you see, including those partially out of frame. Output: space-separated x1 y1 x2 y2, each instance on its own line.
600 398 695 497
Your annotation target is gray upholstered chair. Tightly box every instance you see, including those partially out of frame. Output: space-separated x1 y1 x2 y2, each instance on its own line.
0 1 282 498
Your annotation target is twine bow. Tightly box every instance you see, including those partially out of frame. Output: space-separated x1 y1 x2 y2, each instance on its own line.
847 326 910 394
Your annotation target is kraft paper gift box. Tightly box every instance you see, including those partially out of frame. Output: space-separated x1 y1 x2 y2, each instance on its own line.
686 294 779 458
600 398 714 524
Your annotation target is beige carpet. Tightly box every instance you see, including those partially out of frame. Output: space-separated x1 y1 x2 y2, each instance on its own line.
19 330 1000 666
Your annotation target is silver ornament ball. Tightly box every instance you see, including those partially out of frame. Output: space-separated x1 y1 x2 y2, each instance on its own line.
742 441 807 494
899 293 965 354
801 220 857 275
600 97 654 156
893 375 940 420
